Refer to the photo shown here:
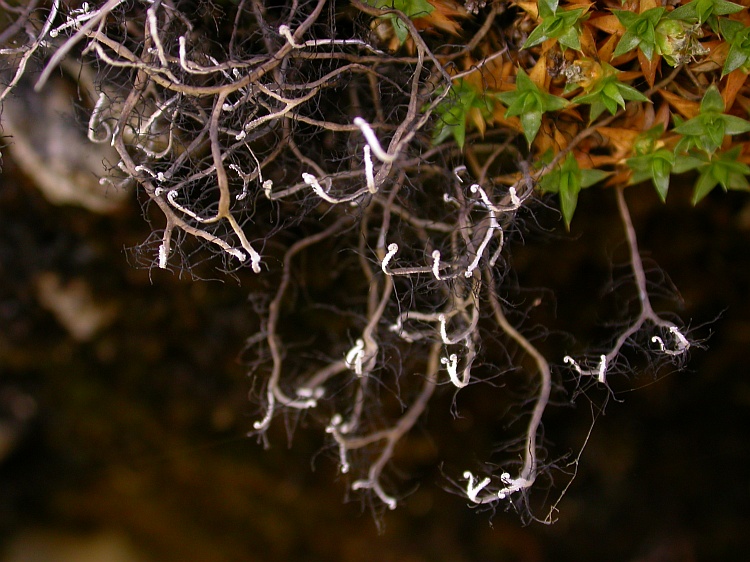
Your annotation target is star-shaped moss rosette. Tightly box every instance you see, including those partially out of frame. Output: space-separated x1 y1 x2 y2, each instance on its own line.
495 68 568 147
626 125 676 202
366 0 464 48
673 84 750 155
539 152 611 228
566 60 650 122
431 78 495 148
521 0 589 52
720 17 750 75
612 6 668 60
669 146 750 204
670 0 744 29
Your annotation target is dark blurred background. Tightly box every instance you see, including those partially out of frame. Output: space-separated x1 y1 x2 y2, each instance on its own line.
1 143 749 562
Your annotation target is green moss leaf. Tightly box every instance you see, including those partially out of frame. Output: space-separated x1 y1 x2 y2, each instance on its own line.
701 84 726 113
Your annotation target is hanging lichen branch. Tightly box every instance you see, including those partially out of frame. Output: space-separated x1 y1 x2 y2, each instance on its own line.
563 186 691 386
459 268 552 505
36 0 126 92
0 0 60 102
251 216 355 432
349 343 441 510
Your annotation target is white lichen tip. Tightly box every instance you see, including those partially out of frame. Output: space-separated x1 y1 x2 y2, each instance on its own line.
226 247 247 262
453 165 467 182
252 409 272 431
278 24 301 48
509 186 521 207
345 338 366 376
381 243 398 274
297 387 324 400
351 479 397 510
463 471 491 503
652 326 690 356
353 117 396 163
564 354 608 384
497 472 532 500
441 353 467 388
158 242 168 269
431 250 442 280
325 414 351 474
438 314 450 344
303 172 341 204
262 179 273 199
363 144 376 193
